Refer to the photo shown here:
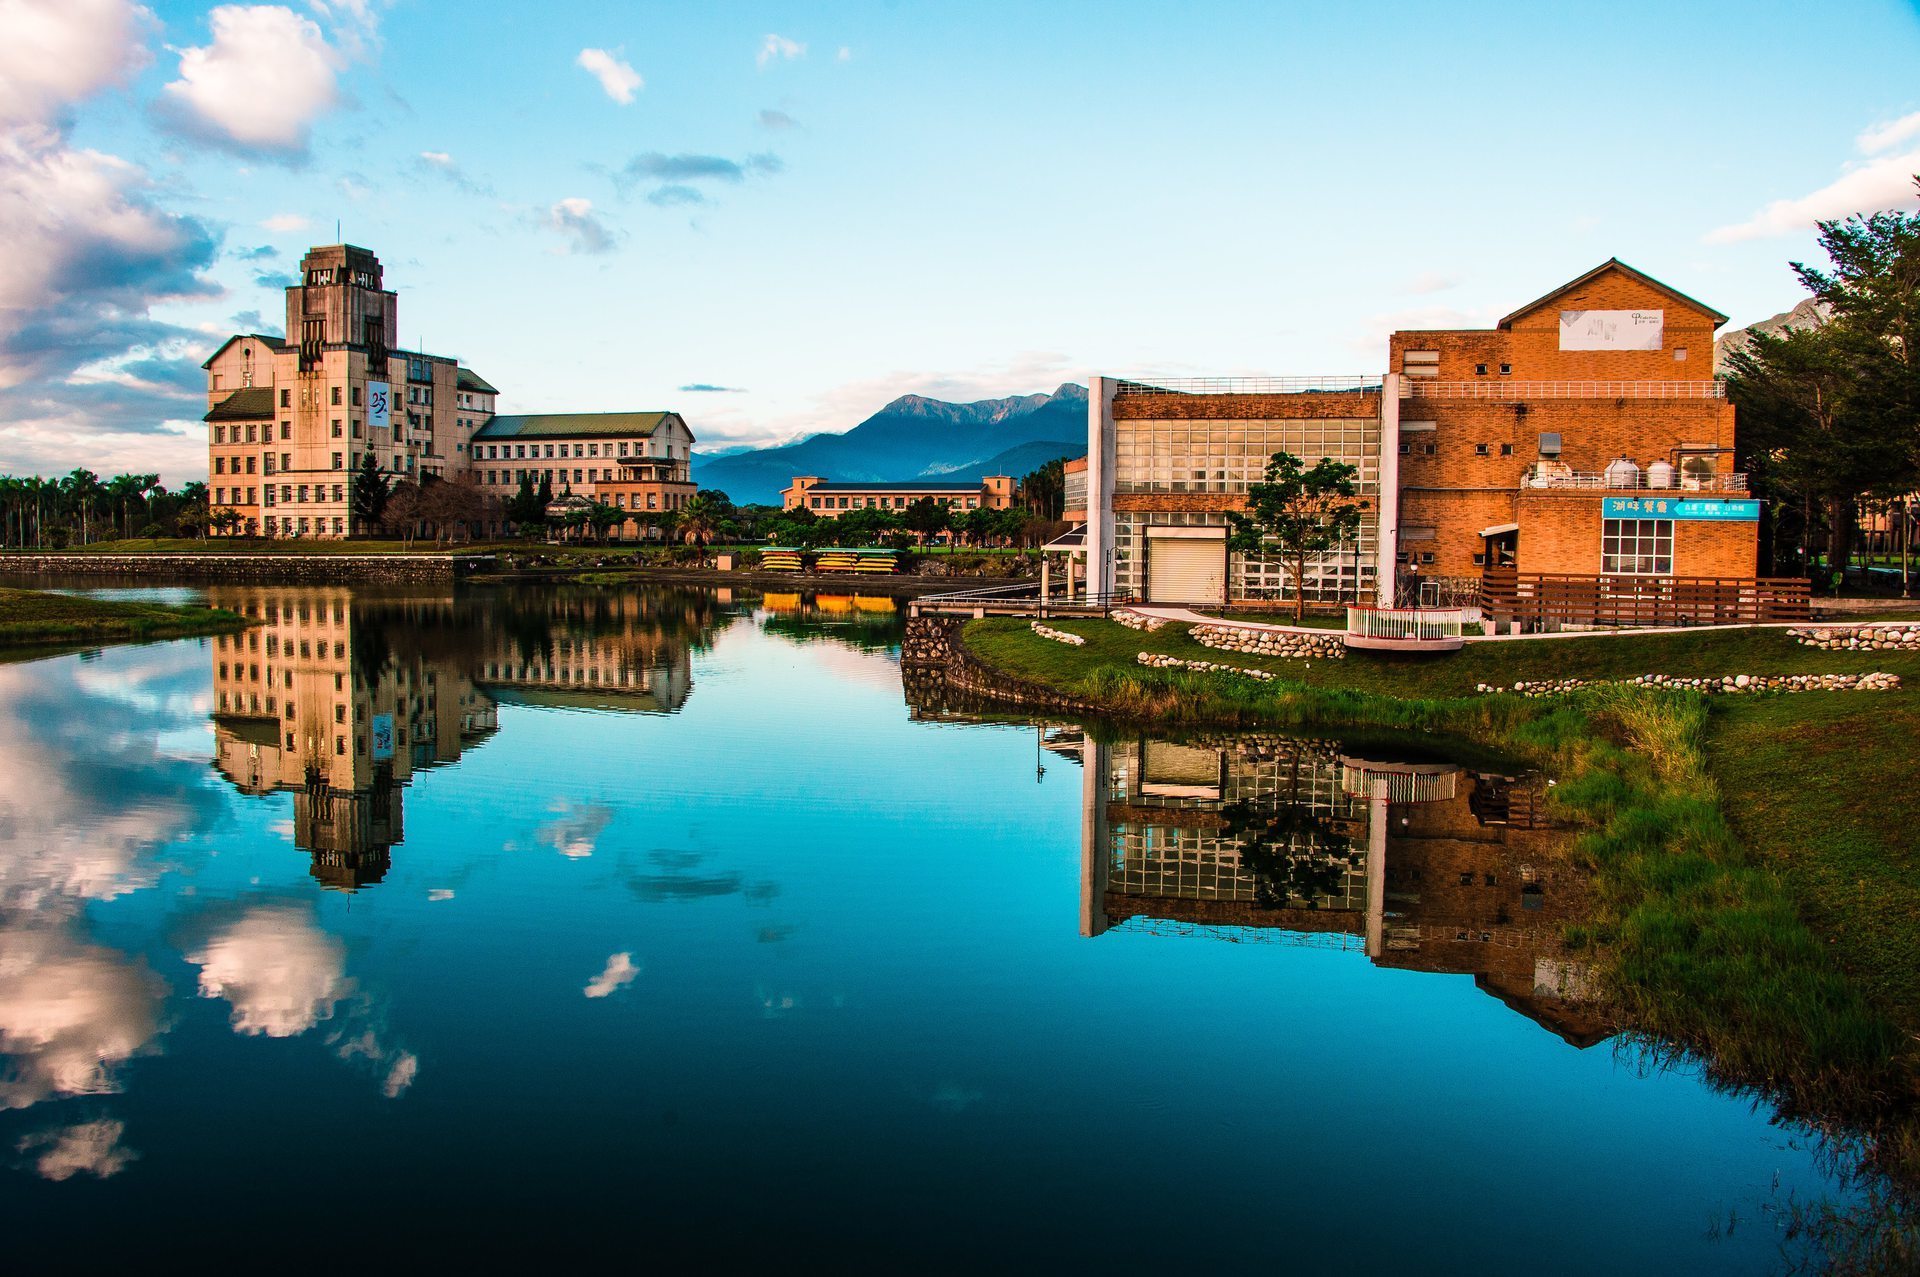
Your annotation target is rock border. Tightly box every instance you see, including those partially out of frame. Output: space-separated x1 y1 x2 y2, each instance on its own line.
1030 621 1085 647
1191 623 1346 661
1477 672 1901 697
1136 652 1276 682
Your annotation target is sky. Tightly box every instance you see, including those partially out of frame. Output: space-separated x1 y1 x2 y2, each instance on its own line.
3 0 1919 486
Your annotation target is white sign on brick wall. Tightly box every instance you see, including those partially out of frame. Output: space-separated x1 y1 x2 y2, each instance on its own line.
1559 309 1663 351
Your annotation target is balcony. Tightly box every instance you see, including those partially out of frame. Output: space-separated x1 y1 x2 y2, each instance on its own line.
1520 467 1748 493
1401 379 1725 400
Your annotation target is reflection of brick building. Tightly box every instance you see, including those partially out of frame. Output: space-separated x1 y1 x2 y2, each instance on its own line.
1081 735 1606 1045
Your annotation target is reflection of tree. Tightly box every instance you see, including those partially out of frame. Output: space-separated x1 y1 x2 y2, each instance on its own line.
1218 799 1359 910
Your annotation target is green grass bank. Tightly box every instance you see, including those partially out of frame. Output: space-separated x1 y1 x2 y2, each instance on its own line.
0 587 249 652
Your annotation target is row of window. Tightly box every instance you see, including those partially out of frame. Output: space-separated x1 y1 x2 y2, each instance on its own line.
810 494 981 511
260 516 347 536
475 440 670 461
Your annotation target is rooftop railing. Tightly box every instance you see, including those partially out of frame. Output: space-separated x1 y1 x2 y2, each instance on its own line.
1402 379 1726 399
1521 470 1749 492
1115 376 1382 396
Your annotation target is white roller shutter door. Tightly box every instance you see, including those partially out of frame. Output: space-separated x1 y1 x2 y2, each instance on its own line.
1146 534 1226 605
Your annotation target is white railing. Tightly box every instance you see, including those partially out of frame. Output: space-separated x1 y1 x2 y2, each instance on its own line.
1115 376 1381 396
1346 605 1480 642
1521 469 1749 492
1339 761 1461 805
1402 379 1725 399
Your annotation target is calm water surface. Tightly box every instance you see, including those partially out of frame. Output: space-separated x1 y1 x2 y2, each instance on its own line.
0 583 1850 1270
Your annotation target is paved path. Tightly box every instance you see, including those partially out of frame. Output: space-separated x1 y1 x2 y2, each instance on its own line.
1127 603 1900 646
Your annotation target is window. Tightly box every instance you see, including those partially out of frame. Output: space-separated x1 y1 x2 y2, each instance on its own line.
331 386 342 406
214 457 226 474
280 389 291 408
246 456 257 474
214 425 226 444
1401 350 1439 378
1499 362 1512 375
1602 518 1673 575
1499 443 1513 457
281 453 291 471
280 422 291 440
214 487 225 504
1474 363 1488 376
1474 443 1488 456
263 454 276 474
352 385 362 407
246 423 258 443
331 419 342 437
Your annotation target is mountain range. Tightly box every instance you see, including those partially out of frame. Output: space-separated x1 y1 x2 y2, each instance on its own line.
694 383 1088 506
1713 297 1829 375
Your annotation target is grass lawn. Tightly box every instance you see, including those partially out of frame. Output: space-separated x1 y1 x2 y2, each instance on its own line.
958 613 1920 1176
0 587 248 650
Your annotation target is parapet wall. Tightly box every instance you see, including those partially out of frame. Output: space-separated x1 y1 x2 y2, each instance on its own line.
0 553 479 584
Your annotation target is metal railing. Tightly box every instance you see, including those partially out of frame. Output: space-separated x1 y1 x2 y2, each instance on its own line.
1520 469 1749 492
1346 605 1480 642
911 581 1123 618
1115 376 1382 396
1401 379 1725 400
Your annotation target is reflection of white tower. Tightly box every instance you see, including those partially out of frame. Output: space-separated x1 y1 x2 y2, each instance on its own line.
1080 736 1110 937
1340 759 1461 959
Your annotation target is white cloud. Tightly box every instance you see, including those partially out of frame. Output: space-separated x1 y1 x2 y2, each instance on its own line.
262 212 311 233
0 0 154 127
419 150 452 167
534 799 614 856
1707 116 1920 244
1858 111 1920 155
584 952 640 998
757 34 805 68
187 905 351 1038
19 1119 138 1181
577 47 642 104
1403 271 1459 295
836 46 852 63
157 5 342 158
305 0 382 57
542 197 617 255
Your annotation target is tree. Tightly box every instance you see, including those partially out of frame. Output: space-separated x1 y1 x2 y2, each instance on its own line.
829 505 900 546
351 452 391 534
902 497 950 545
420 473 485 544
385 481 423 548
587 501 624 543
1225 451 1365 623
504 473 546 536
676 492 722 550
208 508 245 537
1725 178 1920 586
1021 457 1068 520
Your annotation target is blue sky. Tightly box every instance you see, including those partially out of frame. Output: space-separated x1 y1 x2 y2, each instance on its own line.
5 0 1919 483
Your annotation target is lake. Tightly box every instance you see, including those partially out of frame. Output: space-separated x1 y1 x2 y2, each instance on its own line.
0 582 1854 1270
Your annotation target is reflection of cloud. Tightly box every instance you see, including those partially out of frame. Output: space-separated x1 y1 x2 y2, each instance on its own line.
380 1051 418 1098
331 1026 419 1099
18 1119 138 1181
584 952 640 998
0 928 166 1110
186 906 349 1038
536 801 615 859
427 888 454 902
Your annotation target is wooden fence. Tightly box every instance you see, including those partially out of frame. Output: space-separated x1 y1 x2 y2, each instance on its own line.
1479 570 1811 628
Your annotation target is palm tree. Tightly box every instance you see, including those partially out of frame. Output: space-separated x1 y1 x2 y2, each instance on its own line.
676 493 720 550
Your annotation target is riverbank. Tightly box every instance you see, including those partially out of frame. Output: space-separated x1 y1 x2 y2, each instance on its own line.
950 612 1920 1187
0 587 248 653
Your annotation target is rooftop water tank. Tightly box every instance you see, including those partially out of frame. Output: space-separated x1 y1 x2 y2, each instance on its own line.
1605 457 1641 488
1647 460 1675 489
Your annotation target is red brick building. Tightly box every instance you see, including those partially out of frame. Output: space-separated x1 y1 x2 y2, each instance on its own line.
1087 260 1771 618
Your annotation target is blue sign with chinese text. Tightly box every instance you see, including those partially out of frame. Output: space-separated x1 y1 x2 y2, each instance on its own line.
1603 497 1759 521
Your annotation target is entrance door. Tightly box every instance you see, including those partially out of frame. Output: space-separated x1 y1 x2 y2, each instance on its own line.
1146 534 1227 605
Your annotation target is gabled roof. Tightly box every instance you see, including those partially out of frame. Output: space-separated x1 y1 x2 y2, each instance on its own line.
1499 258 1729 329
472 411 686 440
201 333 287 369
204 387 276 421
456 368 498 395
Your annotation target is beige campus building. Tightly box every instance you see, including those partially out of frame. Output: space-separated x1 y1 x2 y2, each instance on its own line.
203 244 693 539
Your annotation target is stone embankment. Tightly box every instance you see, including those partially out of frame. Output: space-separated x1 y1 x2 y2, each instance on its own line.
1112 609 1170 632
1478 672 1902 697
1136 652 1277 681
1191 623 1345 660
0 552 473 584
1790 624 1920 651
1029 621 1085 646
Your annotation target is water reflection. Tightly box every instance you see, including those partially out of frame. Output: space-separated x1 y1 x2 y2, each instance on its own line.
205 586 722 888
1078 732 1607 1046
